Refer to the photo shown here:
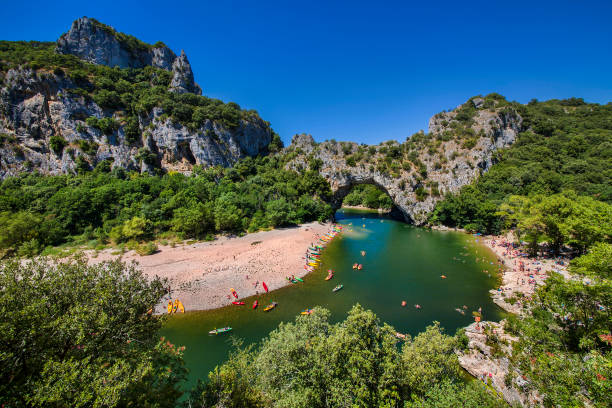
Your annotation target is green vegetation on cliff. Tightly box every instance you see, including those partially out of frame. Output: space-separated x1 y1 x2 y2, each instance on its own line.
0 40 273 136
431 97 612 239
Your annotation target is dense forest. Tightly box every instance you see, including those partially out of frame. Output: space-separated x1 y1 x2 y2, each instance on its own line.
0 155 333 257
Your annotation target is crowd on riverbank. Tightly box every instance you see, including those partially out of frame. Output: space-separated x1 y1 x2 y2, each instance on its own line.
480 232 571 314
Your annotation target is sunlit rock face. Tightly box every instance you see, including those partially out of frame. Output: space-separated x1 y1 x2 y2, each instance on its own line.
0 18 272 178
286 100 522 224
56 17 201 95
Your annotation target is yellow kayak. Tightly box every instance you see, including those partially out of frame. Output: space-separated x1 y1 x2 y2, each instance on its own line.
177 299 185 313
172 299 179 313
167 300 173 314
308 262 319 267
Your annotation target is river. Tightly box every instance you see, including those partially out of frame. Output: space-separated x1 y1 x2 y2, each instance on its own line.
161 208 504 388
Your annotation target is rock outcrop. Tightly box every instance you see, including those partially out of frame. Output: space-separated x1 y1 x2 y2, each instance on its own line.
56 17 201 95
0 18 272 178
457 321 541 406
286 100 523 224
169 50 201 95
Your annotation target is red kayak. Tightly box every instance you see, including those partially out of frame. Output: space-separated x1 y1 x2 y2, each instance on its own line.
253 300 258 309
232 301 245 306
230 288 238 298
262 282 268 293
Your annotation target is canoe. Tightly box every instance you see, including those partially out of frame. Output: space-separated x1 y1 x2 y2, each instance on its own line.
172 299 179 313
177 299 185 313
209 327 232 335
253 300 258 309
332 284 343 292
262 282 268 292
232 301 245 305
263 302 278 312
167 301 173 314
301 309 313 315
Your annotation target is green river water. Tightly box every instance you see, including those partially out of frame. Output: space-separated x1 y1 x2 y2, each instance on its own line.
161 208 504 387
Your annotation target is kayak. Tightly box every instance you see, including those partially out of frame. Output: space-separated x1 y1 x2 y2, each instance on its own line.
294 277 304 282
264 302 278 312
232 301 245 306
209 327 232 335
325 274 333 281
177 299 185 313
253 300 258 309
262 282 268 292
286 277 298 283
301 308 313 315
167 301 173 314
357 264 362 270
172 299 179 313
332 284 343 292
230 288 238 298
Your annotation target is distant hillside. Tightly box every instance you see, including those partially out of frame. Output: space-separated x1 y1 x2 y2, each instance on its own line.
0 17 281 178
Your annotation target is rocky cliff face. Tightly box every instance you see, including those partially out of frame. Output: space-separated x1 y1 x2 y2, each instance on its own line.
0 18 270 178
56 17 201 94
286 98 523 224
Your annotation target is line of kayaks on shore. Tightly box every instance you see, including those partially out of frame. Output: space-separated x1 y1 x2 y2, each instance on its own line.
210 225 344 335
167 299 185 314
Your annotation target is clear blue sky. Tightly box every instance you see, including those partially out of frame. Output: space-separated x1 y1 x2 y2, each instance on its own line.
2 0 611 145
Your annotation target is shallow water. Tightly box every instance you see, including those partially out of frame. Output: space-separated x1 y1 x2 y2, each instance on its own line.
161 208 504 388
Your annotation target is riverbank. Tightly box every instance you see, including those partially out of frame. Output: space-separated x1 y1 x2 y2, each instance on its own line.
341 205 390 213
454 230 571 406
88 222 333 313
480 232 570 314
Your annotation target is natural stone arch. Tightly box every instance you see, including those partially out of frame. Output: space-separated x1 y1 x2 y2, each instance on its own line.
286 102 523 225
329 176 406 220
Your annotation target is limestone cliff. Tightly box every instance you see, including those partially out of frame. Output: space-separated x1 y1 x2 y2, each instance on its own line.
56 17 201 94
0 18 271 178
286 96 524 224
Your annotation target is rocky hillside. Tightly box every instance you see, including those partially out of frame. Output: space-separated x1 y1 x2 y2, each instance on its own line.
286 94 523 224
0 17 277 178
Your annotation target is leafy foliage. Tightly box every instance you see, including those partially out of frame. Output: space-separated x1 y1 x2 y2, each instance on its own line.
185 305 502 408
431 97 612 235
0 155 333 255
0 256 186 407
506 247 611 407
343 184 393 209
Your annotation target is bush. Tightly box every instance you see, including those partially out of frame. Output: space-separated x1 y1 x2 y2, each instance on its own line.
135 241 158 255
49 134 68 155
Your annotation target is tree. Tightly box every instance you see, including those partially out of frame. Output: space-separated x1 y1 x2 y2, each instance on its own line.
0 256 186 407
400 322 463 396
171 202 213 238
407 381 506 408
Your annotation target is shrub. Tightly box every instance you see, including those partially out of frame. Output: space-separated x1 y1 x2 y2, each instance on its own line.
49 135 67 155
135 241 158 256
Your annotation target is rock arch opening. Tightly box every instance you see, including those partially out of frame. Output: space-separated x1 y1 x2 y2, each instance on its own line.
331 179 406 222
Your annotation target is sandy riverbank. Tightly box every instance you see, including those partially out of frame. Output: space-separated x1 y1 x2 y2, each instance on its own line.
88 222 333 313
479 232 570 314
